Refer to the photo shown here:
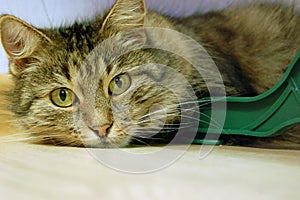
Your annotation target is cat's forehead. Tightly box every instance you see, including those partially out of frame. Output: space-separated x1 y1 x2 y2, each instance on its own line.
47 46 120 85
53 21 99 53
36 27 150 87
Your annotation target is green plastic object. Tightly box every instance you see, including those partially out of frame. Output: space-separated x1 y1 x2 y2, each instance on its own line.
196 51 300 140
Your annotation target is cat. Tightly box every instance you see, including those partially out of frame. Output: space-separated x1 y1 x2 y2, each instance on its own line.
0 74 15 137
0 0 299 149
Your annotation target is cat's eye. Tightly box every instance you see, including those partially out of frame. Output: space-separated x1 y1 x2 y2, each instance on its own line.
109 74 131 95
50 88 76 108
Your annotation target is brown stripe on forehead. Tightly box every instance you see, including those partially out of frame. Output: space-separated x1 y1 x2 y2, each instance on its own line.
105 58 130 76
105 64 113 75
59 22 95 52
61 65 71 81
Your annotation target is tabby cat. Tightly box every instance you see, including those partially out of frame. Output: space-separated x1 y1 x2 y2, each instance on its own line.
0 0 299 148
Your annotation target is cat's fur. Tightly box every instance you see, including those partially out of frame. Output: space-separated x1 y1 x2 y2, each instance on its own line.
0 0 299 148
0 74 15 137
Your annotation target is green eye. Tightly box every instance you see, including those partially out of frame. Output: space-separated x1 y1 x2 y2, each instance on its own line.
50 88 75 108
109 74 131 95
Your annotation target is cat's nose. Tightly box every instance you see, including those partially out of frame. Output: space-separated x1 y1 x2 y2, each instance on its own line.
91 124 112 137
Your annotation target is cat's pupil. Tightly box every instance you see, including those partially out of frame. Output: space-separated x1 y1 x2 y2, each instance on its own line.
115 77 123 88
60 90 67 101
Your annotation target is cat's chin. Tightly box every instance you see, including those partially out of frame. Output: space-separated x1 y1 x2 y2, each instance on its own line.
79 132 131 148
81 138 131 148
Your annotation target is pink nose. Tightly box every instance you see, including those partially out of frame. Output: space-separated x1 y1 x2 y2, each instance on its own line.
91 124 112 136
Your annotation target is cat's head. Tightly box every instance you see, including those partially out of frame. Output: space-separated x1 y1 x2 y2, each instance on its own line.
0 0 200 147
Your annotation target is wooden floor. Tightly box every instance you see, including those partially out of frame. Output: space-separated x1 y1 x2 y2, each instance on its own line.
0 142 299 200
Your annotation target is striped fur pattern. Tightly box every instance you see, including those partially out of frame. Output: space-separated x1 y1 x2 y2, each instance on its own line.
0 0 299 148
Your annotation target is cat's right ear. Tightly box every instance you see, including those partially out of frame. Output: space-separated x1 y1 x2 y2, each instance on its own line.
100 0 146 35
0 15 52 77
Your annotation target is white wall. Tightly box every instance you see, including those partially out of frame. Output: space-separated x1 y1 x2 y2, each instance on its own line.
0 0 297 73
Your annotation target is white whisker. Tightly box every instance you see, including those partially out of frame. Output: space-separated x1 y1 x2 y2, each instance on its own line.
198 112 224 129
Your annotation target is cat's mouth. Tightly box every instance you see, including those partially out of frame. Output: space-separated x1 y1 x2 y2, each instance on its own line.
78 123 131 148
81 130 112 148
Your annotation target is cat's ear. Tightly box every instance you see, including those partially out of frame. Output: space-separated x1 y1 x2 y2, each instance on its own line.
100 0 146 34
0 15 52 76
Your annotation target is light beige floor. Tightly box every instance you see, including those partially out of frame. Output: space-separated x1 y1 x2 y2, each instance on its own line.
0 142 299 200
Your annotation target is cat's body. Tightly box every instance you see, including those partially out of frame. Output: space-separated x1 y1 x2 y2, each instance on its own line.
0 0 299 148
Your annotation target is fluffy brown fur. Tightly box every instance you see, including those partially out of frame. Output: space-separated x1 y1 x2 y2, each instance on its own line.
0 74 15 136
0 0 299 148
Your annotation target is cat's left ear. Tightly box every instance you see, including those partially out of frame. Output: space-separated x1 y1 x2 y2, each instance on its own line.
100 0 146 35
0 15 52 77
